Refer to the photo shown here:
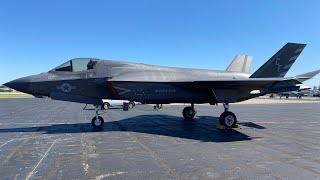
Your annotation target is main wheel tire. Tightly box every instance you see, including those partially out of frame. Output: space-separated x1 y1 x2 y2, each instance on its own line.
219 111 237 128
91 116 104 128
182 106 196 120
128 101 135 109
102 102 110 110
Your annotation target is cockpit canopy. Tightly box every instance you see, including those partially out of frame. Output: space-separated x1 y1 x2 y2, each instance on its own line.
51 58 97 72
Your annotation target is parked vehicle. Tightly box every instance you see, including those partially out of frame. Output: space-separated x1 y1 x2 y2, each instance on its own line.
101 100 135 110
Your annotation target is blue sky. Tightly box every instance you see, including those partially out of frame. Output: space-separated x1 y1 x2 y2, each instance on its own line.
1 0 320 87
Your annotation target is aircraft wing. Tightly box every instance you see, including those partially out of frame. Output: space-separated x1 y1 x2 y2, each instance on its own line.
190 78 299 88
165 78 301 103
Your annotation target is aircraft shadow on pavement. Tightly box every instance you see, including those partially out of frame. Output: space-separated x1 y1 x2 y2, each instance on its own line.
0 115 262 142
238 122 266 129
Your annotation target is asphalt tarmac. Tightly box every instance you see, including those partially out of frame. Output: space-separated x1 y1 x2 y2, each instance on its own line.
0 98 319 180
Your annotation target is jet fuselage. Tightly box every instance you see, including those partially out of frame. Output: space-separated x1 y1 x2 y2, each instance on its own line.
6 59 251 104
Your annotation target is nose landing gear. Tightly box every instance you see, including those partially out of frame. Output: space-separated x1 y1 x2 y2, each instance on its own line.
91 105 104 129
219 103 237 128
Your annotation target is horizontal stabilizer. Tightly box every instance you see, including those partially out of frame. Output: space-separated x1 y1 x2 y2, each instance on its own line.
294 69 320 82
250 43 306 78
226 55 252 73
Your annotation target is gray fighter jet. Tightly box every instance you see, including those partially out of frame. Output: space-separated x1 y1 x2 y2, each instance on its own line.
4 43 307 128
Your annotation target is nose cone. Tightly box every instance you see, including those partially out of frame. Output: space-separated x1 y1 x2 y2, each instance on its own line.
4 76 33 93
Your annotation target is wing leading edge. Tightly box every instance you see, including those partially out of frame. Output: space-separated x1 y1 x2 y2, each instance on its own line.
191 78 301 90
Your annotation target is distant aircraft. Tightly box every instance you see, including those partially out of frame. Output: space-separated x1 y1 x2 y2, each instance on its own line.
278 87 308 99
4 43 308 128
278 70 320 98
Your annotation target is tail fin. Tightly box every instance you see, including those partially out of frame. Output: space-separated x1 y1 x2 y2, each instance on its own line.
295 69 320 82
226 55 252 73
250 43 306 78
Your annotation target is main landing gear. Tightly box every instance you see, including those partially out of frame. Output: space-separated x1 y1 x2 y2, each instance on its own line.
91 105 104 129
219 103 237 128
181 103 237 128
182 103 196 120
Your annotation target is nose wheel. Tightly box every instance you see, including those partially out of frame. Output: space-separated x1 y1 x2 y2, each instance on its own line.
92 116 104 128
219 103 237 128
182 104 196 120
91 105 104 129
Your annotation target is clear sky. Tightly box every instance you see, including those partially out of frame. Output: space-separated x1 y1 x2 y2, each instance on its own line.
1 0 320 87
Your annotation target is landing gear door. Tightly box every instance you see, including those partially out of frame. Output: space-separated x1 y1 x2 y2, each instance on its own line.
211 89 218 104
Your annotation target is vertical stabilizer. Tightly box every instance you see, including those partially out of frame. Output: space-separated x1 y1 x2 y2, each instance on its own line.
226 55 252 73
250 43 306 78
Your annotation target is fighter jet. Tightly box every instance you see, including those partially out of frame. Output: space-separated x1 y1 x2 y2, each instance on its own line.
4 43 307 128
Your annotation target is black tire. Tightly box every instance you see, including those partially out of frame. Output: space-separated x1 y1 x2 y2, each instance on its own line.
123 102 129 111
182 106 196 120
91 116 104 128
102 102 110 110
219 111 237 128
128 101 135 109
